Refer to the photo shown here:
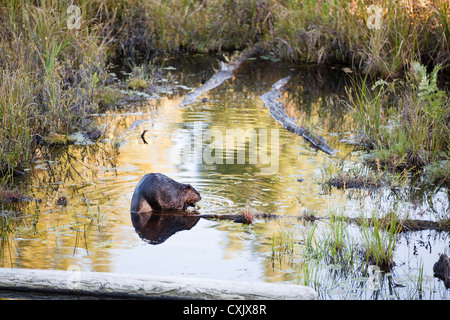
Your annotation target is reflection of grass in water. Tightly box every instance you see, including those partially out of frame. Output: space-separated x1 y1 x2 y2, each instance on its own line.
270 228 295 269
0 212 21 267
0 132 116 264
65 194 108 256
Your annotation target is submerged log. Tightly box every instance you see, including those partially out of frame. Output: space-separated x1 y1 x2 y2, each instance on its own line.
345 216 450 233
0 268 318 300
327 175 383 190
400 219 450 232
259 77 336 155
200 212 280 224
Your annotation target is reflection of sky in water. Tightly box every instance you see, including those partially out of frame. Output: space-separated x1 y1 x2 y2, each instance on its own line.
2 56 448 299
114 219 265 281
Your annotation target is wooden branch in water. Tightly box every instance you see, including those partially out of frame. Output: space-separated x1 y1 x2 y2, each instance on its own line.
259 77 336 155
200 212 281 224
344 216 450 233
199 211 328 225
200 212 450 233
140 129 148 144
179 53 249 108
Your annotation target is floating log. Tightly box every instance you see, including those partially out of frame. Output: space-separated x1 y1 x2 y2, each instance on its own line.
0 268 318 300
200 212 280 224
259 77 336 155
179 54 248 108
200 211 450 233
397 219 450 232
327 175 383 190
343 216 450 233
123 52 251 139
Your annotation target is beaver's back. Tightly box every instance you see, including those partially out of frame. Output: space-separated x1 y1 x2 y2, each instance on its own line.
130 173 201 212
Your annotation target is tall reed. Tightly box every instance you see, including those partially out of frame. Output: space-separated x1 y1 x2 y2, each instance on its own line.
359 211 402 271
0 0 107 174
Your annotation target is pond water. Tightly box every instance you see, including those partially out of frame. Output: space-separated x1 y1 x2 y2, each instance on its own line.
1 55 449 300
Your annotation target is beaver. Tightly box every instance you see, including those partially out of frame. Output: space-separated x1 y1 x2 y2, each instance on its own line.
130 173 201 213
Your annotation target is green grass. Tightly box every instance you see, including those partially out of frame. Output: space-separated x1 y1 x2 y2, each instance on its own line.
264 0 448 76
304 209 403 272
0 0 107 176
304 212 359 269
95 0 449 76
348 62 450 181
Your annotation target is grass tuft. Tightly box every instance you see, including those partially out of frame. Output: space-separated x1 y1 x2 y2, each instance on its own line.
348 62 449 181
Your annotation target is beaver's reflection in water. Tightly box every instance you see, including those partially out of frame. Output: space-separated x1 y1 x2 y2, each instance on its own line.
130 211 201 245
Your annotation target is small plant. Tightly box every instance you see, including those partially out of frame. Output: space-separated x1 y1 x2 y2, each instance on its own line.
126 77 148 91
43 133 75 146
240 203 254 224
359 211 403 271
302 208 318 222
417 259 424 294
425 160 450 186
126 64 160 91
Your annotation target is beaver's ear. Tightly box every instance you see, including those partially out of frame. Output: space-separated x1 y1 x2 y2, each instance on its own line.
184 184 192 190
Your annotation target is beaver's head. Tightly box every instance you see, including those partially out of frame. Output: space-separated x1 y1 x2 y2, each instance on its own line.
183 184 201 208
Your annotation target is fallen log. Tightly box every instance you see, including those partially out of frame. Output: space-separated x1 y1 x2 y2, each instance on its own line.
343 216 450 233
122 52 251 140
179 53 248 108
199 211 450 233
259 77 336 155
200 212 280 224
0 268 318 300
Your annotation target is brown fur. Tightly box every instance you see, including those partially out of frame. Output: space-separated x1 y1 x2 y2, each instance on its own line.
130 173 201 213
